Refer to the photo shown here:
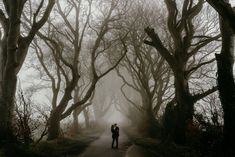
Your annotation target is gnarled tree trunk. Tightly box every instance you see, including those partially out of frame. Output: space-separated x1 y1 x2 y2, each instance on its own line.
47 110 61 140
216 16 235 150
173 69 194 144
0 3 21 141
47 86 76 140
0 73 17 142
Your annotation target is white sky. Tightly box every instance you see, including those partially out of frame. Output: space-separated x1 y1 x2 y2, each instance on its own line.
231 0 235 5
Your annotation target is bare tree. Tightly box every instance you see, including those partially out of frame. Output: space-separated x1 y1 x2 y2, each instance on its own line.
117 34 171 137
0 0 55 141
205 0 235 151
14 88 33 146
14 86 49 146
112 1 172 137
195 94 223 128
28 0 128 140
144 0 219 144
216 13 235 151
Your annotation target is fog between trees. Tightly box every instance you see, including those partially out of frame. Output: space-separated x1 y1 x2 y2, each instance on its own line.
1 0 235 156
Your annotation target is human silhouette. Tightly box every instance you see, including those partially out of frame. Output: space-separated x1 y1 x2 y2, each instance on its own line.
111 124 115 134
111 123 119 149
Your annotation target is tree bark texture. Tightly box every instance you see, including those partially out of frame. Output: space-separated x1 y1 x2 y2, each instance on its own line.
0 4 21 141
47 111 61 140
173 70 194 144
216 16 235 150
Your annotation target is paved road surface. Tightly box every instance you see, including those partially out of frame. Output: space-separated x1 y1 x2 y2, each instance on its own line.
126 145 158 157
77 130 130 157
74 130 157 157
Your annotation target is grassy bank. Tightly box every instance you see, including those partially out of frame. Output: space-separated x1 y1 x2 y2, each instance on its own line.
124 127 198 157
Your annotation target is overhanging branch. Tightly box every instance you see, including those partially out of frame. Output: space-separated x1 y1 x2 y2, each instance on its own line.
144 27 175 67
206 0 235 33
192 86 218 102
185 58 216 77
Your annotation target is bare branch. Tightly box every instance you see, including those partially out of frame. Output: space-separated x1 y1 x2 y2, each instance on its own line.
186 58 216 77
144 27 175 67
192 86 218 102
25 0 55 43
206 0 235 33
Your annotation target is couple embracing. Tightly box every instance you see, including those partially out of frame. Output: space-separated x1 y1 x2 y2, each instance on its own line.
111 123 119 149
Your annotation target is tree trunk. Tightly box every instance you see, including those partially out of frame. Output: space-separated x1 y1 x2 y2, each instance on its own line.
0 13 20 142
0 76 17 142
47 111 61 140
47 80 78 140
169 70 194 144
83 108 90 128
216 16 235 150
73 109 80 133
72 88 80 133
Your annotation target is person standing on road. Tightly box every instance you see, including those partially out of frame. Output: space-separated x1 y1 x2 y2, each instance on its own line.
111 123 119 149
111 124 116 148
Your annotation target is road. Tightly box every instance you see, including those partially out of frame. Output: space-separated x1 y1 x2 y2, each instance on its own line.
74 129 157 157
77 130 130 157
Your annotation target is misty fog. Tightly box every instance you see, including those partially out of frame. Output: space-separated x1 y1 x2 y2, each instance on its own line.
1 0 235 157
